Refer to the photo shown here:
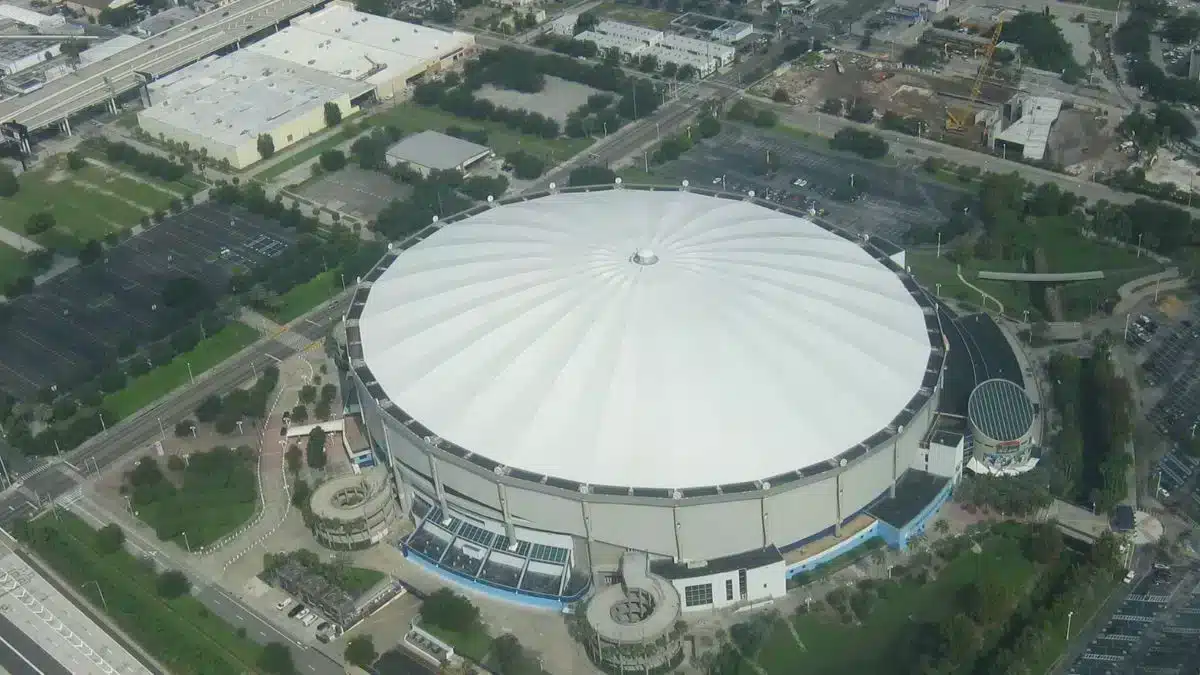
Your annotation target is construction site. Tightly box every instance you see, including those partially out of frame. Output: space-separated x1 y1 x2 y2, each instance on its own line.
755 17 1121 169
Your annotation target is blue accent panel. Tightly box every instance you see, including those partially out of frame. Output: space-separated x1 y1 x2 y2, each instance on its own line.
402 546 586 611
785 520 881 578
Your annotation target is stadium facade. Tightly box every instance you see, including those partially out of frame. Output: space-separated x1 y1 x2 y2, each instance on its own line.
343 186 964 613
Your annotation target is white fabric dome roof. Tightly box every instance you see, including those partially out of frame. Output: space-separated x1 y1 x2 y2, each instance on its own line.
359 190 932 489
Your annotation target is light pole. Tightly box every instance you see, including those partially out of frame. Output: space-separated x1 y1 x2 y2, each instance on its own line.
935 283 942 298
0 453 11 488
182 531 192 554
157 416 165 441
99 412 106 431
1123 313 1132 343
83 581 108 612
186 361 194 384
1066 610 1074 641
936 230 942 258
1137 232 1144 258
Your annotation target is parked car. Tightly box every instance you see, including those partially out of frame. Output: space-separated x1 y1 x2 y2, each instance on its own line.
275 598 293 612
301 613 319 627
295 609 311 622
287 605 307 619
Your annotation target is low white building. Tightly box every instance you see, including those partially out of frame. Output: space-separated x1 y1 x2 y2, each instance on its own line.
548 13 577 36
385 130 493 176
574 19 734 76
138 52 369 169
654 548 787 612
0 3 66 32
77 34 144 66
712 21 753 44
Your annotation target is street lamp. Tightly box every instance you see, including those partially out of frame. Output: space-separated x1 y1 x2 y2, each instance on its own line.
82 581 108 612
1066 610 1074 641
182 531 192 554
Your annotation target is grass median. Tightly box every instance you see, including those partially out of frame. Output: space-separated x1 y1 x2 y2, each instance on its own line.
103 323 259 421
264 270 342 324
15 512 262 675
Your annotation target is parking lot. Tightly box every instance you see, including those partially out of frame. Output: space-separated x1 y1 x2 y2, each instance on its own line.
1138 311 1200 443
648 126 969 243
0 203 296 399
295 167 410 221
1069 567 1188 675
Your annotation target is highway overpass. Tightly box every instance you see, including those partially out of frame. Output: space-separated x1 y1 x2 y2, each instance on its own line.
0 0 326 143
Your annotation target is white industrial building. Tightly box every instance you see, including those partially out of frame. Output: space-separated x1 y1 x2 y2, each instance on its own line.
347 187 958 618
574 20 735 77
137 2 475 168
138 52 368 169
0 3 66 32
548 12 577 36
245 3 475 101
384 130 493 176
711 21 753 43
0 40 60 76
982 94 1062 161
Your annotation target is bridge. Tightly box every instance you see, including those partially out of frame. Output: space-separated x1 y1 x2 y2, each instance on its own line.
0 0 325 143
976 270 1106 282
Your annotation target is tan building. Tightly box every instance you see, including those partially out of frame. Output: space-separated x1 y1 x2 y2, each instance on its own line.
137 53 366 169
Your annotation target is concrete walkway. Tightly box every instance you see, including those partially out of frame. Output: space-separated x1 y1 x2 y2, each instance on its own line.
0 224 43 253
83 156 186 199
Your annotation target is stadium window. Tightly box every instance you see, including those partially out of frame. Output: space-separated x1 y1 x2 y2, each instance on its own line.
684 583 713 608
725 579 734 601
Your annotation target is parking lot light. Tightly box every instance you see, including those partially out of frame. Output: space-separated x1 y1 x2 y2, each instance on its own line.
1066 610 1074 641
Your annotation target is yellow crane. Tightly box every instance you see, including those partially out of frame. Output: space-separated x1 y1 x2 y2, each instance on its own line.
946 21 1004 132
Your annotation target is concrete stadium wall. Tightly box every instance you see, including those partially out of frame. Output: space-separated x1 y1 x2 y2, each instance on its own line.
353 365 942 564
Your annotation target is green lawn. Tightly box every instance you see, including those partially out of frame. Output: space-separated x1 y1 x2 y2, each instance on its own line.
0 157 184 245
255 127 362 183
906 250 1035 316
425 623 493 663
15 512 262 675
103 323 259 420
753 534 1039 675
371 104 593 162
264 270 342 324
594 2 678 29
340 566 385 597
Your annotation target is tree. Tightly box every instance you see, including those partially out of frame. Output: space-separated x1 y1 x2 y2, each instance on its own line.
323 102 343 127
846 100 875 123
95 524 125 555
67 151 87 171
568 165 617 186
772 88 791 103
258 642 296 675
344 636 378 669
306 427 327 470
285 445 303 474
155 570 192 599
318 149 346 173
196 394 222 423
78 239 104 266
0 166 16 197
421 588 479 633
820 98 843 116
257 134 276 160
174 420 194 437
298 385 317 404
290 404 309 424
697 115 721 138
25 211 55 235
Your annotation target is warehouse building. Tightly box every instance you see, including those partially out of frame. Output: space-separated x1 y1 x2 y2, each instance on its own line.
137 3 474 168
245 3 475 101
384 130 493 176
0 39 60 76
138 52 368 169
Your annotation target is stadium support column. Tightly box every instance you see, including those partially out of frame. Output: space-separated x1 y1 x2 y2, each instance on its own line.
427 456 450 516
834 474 843 537
580 502 599 587
380 424 411 520
496 484 516 542
108 98 118 115
60 117 71 137
891 434 900 499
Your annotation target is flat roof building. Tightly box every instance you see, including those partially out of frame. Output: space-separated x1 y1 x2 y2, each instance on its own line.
712 21 753 43
134 6 199 36
245 3 475 100
0 4 66 32
574 19 733 75
0 39 60 76
385 130 493 175
138 52 370 169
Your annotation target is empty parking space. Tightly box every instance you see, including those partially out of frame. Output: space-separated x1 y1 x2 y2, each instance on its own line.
296 167 411 220
0 203 296 399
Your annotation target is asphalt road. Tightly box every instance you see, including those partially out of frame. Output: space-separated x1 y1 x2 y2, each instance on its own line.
0 611 71 675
